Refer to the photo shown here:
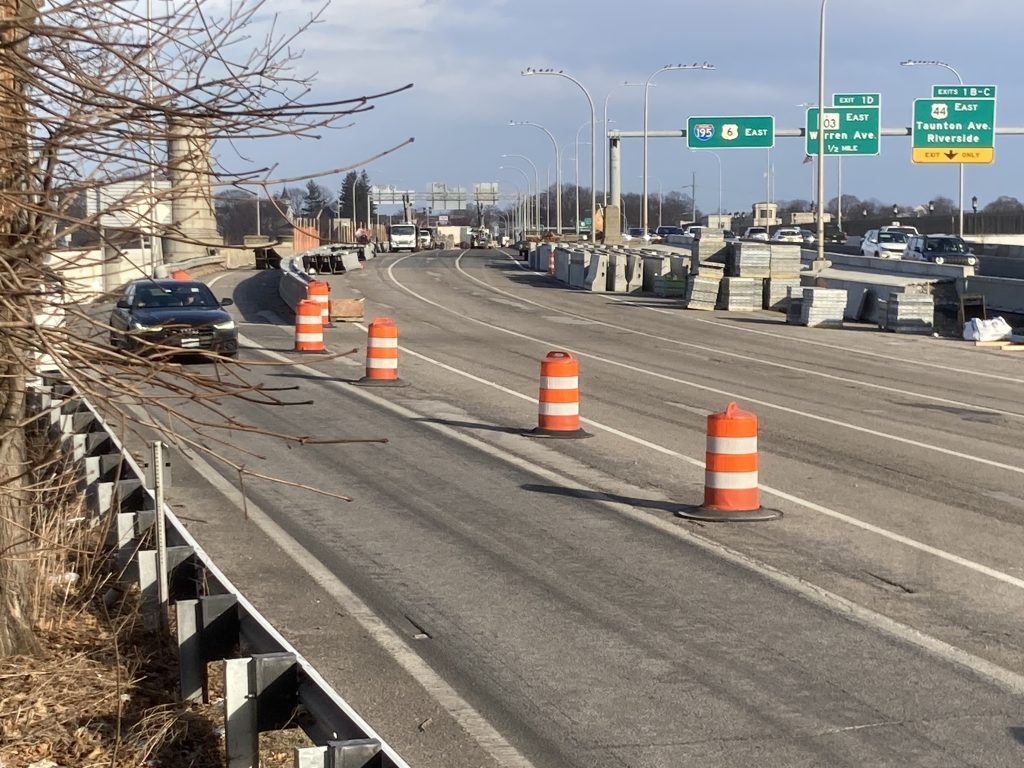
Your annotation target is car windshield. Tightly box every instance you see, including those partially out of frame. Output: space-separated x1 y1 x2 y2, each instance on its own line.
627 228 645 236
391 225 416 236
878 232 907 244
133 284 218 309
926 237 968 253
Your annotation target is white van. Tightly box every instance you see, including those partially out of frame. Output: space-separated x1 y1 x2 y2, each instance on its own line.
389 223 418 252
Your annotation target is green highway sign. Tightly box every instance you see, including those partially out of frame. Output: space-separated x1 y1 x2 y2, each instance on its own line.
805 107 880 156
687 116 775 149
833 93 880 107
912 97 996 164
932 85 996 99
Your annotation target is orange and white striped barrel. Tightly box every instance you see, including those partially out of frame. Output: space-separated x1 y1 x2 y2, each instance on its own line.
704 402 760 511
679 402 779 522
363 317 399 381
548 250 556 275
307 280 331 327
294 299 325 353
527 351 590 438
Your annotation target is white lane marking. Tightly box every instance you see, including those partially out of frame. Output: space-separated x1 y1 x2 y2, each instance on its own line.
454 256 1024 421
359 335 1024 593
386 257 1024 478
243 336 1024 697
131 364 538 768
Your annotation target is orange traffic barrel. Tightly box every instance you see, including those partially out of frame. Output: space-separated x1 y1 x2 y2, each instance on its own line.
525 351 591 439
307 280 332 327
294 299 325 353
678 402 779 522
356 317 406 386
548 249 556 275
171 269 192 280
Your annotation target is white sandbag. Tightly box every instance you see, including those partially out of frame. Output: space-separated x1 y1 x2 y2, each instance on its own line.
963 316 1012 342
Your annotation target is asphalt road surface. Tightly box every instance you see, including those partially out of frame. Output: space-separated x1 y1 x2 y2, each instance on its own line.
144 250 1024 767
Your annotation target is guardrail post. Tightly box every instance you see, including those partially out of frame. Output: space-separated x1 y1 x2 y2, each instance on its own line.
293 739 382 768
176 593 239 702
135 545 193 630
225 653 299 768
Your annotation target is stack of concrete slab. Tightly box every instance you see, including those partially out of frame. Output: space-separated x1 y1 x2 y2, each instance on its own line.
768 244 802 277
799 287 847 328
691 233 729 266
685 262 724 310
729 241 771 278
786 286 804 325
884 292 934 333
763 278 802 311
720 277 758 311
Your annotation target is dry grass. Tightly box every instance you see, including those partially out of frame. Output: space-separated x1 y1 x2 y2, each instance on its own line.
0 427 306 767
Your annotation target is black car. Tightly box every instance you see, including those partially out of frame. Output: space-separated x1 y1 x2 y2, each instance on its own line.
823 226 847 244
903 234 978 266
110 279 238 357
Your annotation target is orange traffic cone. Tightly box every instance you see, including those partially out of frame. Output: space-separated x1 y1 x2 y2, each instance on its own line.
356 317 407 386
294 299 325 353
525 351 591 439
307 280 332 328
678 402 780 522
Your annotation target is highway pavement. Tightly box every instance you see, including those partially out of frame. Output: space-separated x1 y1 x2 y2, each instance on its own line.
147 251 1024 767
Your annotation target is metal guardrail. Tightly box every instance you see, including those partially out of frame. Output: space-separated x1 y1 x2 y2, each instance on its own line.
31 377 411 768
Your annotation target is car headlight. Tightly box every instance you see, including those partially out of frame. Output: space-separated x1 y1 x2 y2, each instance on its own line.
130 320 163 332
213 319 236 331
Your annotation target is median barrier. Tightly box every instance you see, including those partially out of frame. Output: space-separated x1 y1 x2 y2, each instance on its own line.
554 247 572 283
582 250 608 292
31 378 412 768
567 249 588 288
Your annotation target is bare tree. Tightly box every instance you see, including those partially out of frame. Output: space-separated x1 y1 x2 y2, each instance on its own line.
0 0 410 654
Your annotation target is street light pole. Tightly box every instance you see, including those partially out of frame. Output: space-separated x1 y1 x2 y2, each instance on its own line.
522 68 597 239
900 59 965 237
603 82 644 207
815 0 829 263
501 153 540 234
510 120 561 235
643 63 714 233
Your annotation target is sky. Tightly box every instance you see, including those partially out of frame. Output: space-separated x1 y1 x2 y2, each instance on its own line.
220 0 1024 216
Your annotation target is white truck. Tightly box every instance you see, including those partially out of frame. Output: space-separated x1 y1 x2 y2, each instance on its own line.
388 222 418 252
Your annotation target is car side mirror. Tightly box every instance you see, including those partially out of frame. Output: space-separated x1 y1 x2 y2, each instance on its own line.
116 299 130 309
220 297 234 307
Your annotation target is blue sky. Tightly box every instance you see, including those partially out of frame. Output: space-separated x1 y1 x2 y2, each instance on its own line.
224 0 1024 214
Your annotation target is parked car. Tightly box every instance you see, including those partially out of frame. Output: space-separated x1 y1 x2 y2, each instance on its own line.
880 224 919 238
770 227 804 243
861 229 908 258
654 225 685 238
799 229 815 245
742 226 769 241
110 279 238 357
623 227 652 242
822 225 847 244
902 234 978 266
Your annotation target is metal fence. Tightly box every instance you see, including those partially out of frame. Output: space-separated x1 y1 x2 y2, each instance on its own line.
32 376 410 768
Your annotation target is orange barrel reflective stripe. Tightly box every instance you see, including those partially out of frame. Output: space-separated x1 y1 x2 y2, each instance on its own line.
678 402 780 522
294 299 325 353
525 351 591 439
363 317 399 381
307 280 332 327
